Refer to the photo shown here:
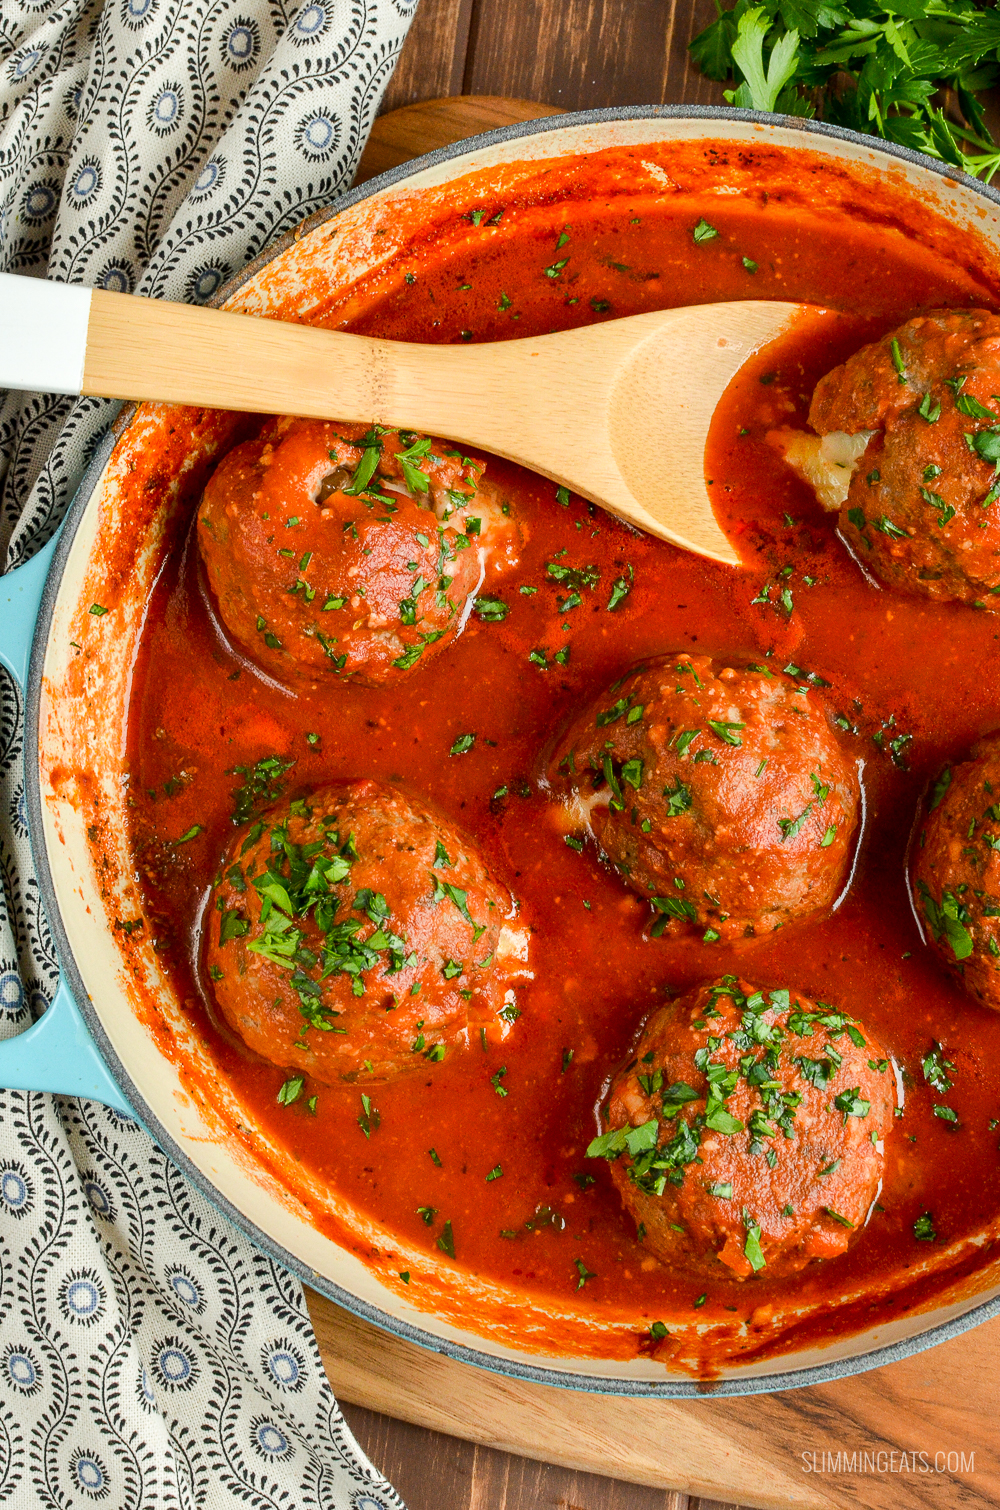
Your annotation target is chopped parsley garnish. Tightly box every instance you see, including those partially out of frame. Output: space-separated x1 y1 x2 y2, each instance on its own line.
343 434 384 496
574 1258 596 1289
663 777 692 817
928 767 952 810
358 1093 380 1138
707 719 744 746
546 560 600 591
607 576 631 611
917 880 974 960
778 804 812 842
743 1214 766 1272
872 515 908 539
890 338 907 385
920 486 956 528
707 1181 733 1199
795 1048 842 1089
596 694 634 727
436 1221 455 1258
473 596 508 622
972 427 1000 465
833 1086 871 1120
449 732 476 756
957 392 998 420
693 219 719 243
277 1076 304 1106
922 1043 955 1094
396 433 433 493
218 908 249 944
228 754 295 826
649 895 698 935
913 1211 937 1242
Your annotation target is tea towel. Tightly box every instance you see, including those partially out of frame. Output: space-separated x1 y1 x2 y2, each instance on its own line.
0 0 417 1502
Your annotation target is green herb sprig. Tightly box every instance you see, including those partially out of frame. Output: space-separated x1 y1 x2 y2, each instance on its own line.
690 0 1000 182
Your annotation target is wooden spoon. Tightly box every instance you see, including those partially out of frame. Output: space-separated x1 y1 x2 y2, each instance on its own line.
0 273 816 564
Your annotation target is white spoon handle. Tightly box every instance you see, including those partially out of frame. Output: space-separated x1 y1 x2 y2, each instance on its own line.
0 273 92 395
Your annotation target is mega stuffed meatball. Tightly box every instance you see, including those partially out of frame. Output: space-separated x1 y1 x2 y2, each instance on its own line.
783 309 1000 608
912 732 1000 1010
589 977 894 1279
205 779 525 1083
546 655 859 941
198 418 519 685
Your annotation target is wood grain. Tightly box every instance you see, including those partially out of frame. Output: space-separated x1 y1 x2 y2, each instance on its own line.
341 1400 690 1510
380 0 474 115
309 1288 1000 1510
463 0 727 113
308 1293 825 1509
355 95 563 185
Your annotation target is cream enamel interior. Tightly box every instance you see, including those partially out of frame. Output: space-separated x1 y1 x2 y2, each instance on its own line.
35 114 1000 1387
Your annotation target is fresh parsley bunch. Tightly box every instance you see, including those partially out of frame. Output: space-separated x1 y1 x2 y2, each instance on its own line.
689 0 1000 180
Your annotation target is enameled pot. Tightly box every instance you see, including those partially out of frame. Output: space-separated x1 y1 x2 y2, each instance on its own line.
5 106 1000 1397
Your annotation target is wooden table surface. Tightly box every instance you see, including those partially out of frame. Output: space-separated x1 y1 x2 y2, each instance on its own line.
310 8 998 1509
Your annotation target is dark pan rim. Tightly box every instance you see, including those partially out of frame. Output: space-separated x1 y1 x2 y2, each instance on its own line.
23 103 1000 1400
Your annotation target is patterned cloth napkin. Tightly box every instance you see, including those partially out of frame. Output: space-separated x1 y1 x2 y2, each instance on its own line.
0 0 417 1502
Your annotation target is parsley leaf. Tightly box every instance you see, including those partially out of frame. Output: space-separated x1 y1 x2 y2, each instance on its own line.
689 0 1000 185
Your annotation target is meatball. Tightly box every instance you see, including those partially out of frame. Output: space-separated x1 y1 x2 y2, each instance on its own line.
198 418 518 685
546 655 859 941
912 732 1000 1010
810 309 1000 608
589 977 894 1279
205 779 524 1083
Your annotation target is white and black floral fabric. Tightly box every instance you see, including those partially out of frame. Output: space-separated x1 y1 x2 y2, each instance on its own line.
0 0 417 1501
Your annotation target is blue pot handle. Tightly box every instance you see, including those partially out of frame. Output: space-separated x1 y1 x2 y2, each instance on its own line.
0 539 135 1115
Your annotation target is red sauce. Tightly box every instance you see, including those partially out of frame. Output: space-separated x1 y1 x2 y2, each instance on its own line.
125 151 1000 1372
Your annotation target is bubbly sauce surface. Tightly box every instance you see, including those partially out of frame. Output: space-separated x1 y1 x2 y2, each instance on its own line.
126 160 1000 1367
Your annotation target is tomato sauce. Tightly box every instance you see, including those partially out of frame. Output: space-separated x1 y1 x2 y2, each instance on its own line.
125 153 1000 1372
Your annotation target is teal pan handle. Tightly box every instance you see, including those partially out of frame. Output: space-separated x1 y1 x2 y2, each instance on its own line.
0 539 135 1115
